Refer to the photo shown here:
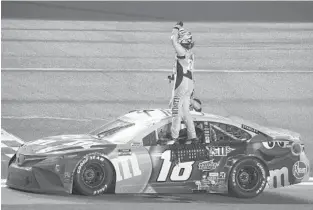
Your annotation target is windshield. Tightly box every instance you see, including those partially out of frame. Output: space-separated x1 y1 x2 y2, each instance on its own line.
89 119 135 138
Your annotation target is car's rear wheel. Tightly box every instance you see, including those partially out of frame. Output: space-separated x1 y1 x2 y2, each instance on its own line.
228 158 267 198
73 153 114 196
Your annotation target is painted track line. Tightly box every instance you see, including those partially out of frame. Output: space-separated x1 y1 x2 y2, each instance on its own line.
1 179 7 187
1 129 24 144
1 129 24 158
2 115 108 121
2 67 313 73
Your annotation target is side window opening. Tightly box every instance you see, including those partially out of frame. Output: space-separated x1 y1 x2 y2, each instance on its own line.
209 122 252 141
155 121 251 145
142 131 157 146
157 123 172 141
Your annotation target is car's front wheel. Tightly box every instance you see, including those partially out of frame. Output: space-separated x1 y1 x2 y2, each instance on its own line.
228 158 267 198
73 153 115 196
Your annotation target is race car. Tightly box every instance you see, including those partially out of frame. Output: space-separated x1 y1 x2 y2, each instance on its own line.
6 109 310 198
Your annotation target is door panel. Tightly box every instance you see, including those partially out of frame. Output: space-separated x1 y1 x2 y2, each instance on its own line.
144 120 249 193
147 140 247 193
147 145 202 193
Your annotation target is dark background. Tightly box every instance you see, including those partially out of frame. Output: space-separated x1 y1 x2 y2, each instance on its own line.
2 1 313 22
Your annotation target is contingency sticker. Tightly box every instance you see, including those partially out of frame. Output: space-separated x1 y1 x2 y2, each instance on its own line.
242 124 261 134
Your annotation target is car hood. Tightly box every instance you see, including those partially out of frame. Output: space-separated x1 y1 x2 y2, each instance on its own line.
19 134 115 155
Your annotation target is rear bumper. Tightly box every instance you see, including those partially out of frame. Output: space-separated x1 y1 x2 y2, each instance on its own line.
6 163 69 194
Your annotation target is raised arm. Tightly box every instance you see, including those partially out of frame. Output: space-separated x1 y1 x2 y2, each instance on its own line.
171 22 186 56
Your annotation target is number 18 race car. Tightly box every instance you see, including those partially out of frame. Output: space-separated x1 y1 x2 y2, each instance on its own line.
7 109 310 198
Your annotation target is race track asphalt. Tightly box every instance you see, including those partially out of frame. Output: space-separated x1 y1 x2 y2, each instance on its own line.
2 175 313 210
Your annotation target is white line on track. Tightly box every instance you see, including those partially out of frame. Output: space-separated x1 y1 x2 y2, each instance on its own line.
5 154 15 158
1 129 24 144
1 143 8 148
1 179 7 188
297 182 313 186
2 67 313 73
1 116 107 122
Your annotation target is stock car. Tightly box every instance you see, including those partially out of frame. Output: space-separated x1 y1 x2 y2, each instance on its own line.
6 109 310 198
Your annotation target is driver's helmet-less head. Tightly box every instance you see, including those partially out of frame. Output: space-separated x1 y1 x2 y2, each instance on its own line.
178 28 194 50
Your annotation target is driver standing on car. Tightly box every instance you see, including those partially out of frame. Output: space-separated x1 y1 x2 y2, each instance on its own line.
168 21 198 144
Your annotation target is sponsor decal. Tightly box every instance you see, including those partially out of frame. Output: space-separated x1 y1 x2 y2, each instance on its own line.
64 172 72 183
207 176 218 185
219 172 226 179
195 172 226 190
118 149 132 156
268 167 290 188
205 146 235 156
198 160 219 171
292 161 308 179
232 169 237 186
112 153 142 181
64 172 71 178
242 125 261 134
194 180 208 191
209 172 219 177
131 142 142 147
204 122 211 143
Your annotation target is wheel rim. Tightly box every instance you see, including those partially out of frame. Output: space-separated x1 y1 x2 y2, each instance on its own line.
81 162 106 188
236 165 260 191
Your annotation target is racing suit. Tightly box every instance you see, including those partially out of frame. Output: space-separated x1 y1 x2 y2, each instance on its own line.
170 26 197 140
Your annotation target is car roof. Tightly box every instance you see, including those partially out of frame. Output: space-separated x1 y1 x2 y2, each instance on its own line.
119 108 300 141
120 108 234 124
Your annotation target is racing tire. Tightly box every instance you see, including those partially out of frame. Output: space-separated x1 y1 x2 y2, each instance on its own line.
228 158 267 198
73 153 115 196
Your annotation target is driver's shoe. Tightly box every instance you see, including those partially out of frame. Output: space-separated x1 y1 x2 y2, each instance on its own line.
189 137 200 144
166 138 179 145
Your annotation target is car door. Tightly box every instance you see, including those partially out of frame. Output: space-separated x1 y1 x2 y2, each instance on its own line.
144 120 252 193
145 120 205 193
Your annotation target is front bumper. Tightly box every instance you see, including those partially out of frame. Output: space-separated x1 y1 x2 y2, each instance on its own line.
300 151 311 182
7 162 69 194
